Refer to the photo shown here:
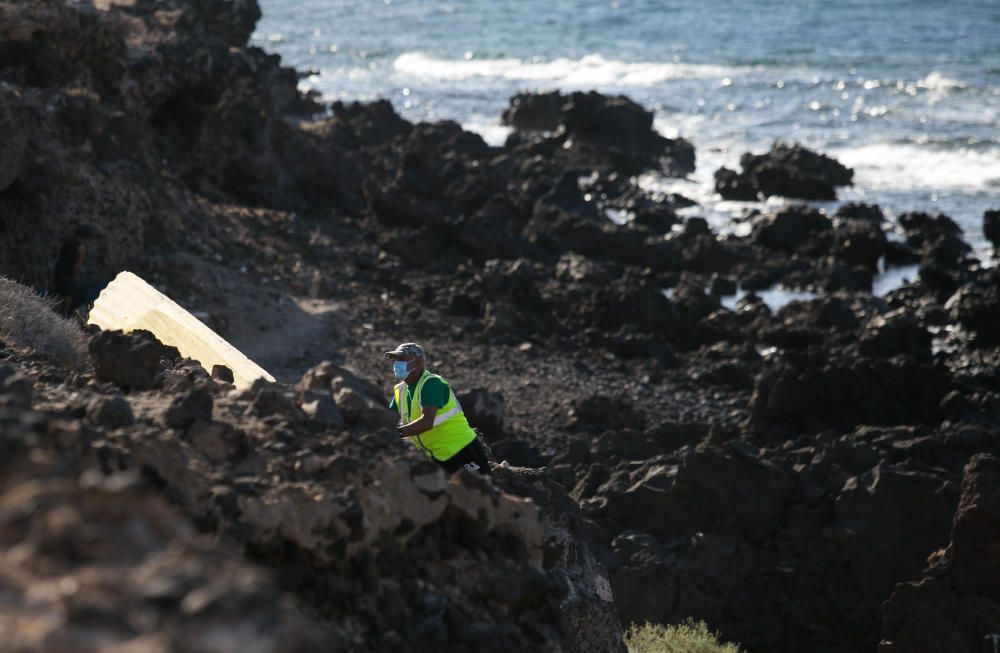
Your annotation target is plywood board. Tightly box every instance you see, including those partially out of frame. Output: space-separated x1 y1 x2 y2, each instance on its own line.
88 271 275 389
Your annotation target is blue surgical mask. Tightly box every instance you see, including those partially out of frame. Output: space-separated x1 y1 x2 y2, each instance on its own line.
393 360 410 379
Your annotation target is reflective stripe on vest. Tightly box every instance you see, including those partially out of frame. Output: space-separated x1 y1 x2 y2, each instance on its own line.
395 370 475 461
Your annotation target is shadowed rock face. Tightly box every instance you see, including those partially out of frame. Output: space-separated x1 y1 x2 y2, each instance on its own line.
879 454 1000 653
0 87 26 192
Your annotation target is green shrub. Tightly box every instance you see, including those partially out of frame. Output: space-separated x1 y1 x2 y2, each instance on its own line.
625 620 745 653
0 276 87 369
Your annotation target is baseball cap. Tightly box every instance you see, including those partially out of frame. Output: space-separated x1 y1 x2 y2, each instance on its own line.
383 343 425 360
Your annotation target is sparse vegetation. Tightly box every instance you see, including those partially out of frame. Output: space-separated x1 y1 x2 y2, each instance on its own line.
0 276 88 369
625 620 745 653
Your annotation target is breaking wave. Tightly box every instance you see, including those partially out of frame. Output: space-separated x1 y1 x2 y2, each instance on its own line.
834 141 1000 191
392 52 739 87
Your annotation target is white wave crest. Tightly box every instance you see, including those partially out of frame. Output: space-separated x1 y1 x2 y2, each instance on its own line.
392 52 736 86
917 71 965 91
834 142 1000 191
461 116 512 147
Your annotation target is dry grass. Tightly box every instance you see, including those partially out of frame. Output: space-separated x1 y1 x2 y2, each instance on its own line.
0 276 88 369
625 620 745 653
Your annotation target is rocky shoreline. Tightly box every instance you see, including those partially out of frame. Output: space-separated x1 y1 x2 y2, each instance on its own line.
2 1 999 652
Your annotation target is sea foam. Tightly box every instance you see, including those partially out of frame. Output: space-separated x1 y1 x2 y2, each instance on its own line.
392 52 737 86
834 141 1000 191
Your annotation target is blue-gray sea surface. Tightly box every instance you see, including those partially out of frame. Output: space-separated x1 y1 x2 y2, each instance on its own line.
255 0 1000 259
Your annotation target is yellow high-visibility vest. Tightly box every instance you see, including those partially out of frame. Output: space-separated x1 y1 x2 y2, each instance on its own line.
394 370 475 461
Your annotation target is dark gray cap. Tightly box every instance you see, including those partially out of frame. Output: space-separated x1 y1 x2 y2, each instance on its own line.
383 343 425 360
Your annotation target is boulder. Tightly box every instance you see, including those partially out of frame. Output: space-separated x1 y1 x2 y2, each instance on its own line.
899 212 963 250
242 378 298 419
502 90 695 175
833 218 888 271
502 91 563 132
946 276 1000 346
86 395 135 429
88 329 179 390
331 377 396 430
163 387 214 428
458 387 506 436
858 308 932 361
753 206 832 253
299 390 345 429
717 142 853 200
188 420 249 465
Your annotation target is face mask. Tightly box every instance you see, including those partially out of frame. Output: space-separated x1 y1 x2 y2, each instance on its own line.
393 360 410 379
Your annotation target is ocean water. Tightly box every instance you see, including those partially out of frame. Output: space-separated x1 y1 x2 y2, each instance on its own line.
254 0 1000 260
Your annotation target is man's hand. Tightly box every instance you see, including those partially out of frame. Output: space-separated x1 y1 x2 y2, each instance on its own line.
398 405 438 438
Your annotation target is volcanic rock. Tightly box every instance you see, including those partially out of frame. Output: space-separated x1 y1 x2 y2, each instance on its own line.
984 209 1000 251
945 273 1000 346
858 308 932 361
879 454 1000 652
502 91 564 132
837 202 885 224
833 217 888 271
164 386 214 428
88 329 179 390
716 142 853 200
459 387 507 437
502 90 695 176
753 206 832 252
86 395 135 429
751 351 949 433
832 463 958 617
299 390 345 428
494 466 626 653
0 365 32 407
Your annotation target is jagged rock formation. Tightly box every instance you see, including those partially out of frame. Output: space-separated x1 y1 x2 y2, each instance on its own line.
1 334 624 652
715 141 854 201
879 454 1000 652
0 359 335 653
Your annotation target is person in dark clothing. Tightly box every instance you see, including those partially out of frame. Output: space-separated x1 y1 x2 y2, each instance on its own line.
53 238 86 316
52 226 102 317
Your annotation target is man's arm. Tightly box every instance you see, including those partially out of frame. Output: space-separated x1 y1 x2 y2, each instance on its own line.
399 405 438 438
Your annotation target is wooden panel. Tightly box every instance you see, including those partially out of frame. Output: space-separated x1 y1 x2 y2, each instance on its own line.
88 271 275 389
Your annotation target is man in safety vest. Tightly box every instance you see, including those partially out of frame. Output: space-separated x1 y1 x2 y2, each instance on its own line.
385 343 491 475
